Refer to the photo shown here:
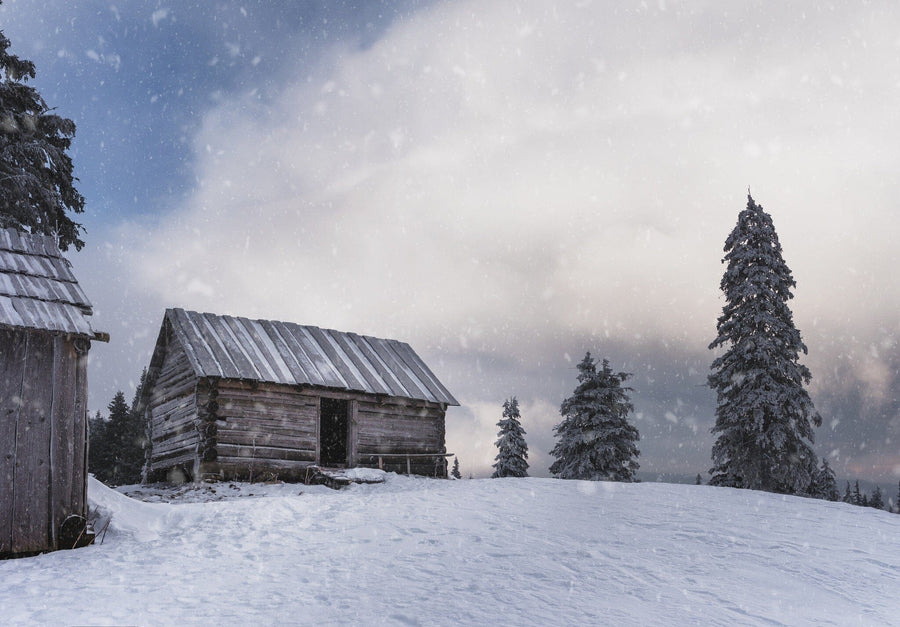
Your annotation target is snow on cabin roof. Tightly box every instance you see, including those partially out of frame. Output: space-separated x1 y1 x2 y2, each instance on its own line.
160 308 459 406
0 228 98 337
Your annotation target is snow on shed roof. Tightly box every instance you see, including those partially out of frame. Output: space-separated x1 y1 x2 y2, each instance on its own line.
0 228 98 337
160 308 459 405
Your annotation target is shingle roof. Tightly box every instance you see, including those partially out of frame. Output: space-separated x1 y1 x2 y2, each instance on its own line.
161 308 459 406
0 228 97 337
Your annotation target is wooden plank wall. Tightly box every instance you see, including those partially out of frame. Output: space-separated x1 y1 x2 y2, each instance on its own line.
145 334 199 479
215 381 318 480
0 330 86 557
0 329 27 555
356 398 447 476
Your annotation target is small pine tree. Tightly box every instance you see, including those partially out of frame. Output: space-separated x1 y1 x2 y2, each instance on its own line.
869 485 885 510
549 353 640 481
491 397 529 478
810 459 839 501
88 410 111 478
95 390 147 486
696 473 703 485
853 480 863 507
450 457 461 480
707 194 821 494
842 481 853 504
896 481 900 514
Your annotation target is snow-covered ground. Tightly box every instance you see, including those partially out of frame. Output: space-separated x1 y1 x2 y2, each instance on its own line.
2 474 898 625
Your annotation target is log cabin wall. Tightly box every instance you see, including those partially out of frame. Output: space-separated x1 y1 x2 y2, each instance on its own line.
0 330 89 557
214 380 319 481
356 398 447 477
144 329 200 482
197 382 448 481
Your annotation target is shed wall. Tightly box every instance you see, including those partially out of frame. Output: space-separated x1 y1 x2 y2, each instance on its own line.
0 330 88 557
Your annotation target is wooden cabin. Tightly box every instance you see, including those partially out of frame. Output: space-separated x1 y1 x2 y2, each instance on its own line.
0 228 107 558
143 308 458 482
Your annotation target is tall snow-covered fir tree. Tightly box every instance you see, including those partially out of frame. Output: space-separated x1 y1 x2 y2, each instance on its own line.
708 194 821 495
491 397 529 478
0 12 85 250
549 353 640 481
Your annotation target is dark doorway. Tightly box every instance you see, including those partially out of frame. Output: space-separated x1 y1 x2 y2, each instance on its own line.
320 398 349 467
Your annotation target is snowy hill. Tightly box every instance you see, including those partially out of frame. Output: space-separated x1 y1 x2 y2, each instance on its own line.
2 475 898 625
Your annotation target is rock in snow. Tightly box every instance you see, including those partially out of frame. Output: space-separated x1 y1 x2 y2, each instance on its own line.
1 475 898 624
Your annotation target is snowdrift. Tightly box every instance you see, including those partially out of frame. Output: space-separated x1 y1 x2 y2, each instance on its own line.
0 476 897 625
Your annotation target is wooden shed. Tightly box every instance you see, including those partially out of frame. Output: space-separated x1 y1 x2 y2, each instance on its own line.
143 308 458 482
0 228 106 558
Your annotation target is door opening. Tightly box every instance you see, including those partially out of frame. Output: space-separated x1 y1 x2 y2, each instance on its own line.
319 398 349 467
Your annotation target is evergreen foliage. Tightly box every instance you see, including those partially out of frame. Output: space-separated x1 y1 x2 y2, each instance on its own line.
809 459 839 501
89 377 148 486
491 397 529 478
87 410 111 478
869 486 884 510
842 482 853 504
549 353 640 481
708 194 821 494
450 457 461 480
0 12 85 250
696 473 703 485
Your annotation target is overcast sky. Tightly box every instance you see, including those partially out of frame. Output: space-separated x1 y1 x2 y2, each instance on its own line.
3 0 898 482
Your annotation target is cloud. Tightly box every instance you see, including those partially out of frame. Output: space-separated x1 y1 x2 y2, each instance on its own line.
151 8 170 28
122 0 899 477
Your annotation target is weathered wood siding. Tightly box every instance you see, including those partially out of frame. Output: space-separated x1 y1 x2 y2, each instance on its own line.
356 398 447 476
214 381 319 480
191 381 447 480
145 332 199 480
0 330 88 557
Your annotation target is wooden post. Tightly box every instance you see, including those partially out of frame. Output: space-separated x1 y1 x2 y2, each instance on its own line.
406 456 411 476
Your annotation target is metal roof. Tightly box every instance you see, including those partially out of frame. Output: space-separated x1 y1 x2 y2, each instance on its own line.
0 228 97 337
161 308 459 406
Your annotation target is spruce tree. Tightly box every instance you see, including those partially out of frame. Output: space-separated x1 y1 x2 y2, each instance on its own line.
450 457 461 479
810 458 839 501
0 12 85 250
842 481 853 504
896 481 900 514
99 390 146 485
549 353 640 481
853 480 862 506
88 410 112 479
708 194 821 494
869 486 885 510
491 397 529 478
695 473 703 485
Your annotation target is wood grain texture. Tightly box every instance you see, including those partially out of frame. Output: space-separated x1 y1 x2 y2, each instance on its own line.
12 333 53 553
0 329 27 555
